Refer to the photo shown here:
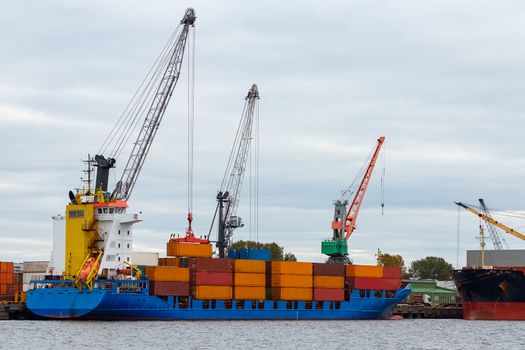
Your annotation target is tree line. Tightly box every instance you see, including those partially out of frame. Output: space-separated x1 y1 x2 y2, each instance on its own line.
377 251 454 280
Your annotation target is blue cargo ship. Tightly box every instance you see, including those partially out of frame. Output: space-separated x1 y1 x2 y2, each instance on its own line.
27 279 411 320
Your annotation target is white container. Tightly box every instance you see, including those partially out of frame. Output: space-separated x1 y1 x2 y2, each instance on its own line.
23 261 49 273
132 252 159 266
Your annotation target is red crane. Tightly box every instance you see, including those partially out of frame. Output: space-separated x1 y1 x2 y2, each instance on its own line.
322 136 385 263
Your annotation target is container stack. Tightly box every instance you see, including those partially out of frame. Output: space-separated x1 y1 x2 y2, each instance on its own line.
233 259 266 300
313 263 345 301
145 266 190 296
345 265 402 291
189 258 234 300
271 261 313 300
0 262 14 301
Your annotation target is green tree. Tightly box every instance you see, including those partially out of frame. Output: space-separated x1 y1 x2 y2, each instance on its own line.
229 240 297 261
409 256 453 280
377 252 408 278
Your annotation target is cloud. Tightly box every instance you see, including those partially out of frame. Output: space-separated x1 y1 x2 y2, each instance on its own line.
1 1 524 268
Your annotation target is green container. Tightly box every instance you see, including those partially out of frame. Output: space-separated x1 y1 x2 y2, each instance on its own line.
321 240 348 256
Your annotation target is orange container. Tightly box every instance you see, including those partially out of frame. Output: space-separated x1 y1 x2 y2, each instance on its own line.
271 261 312 275
193 285 232 300
0 274 5 284
158 257 181 267
234 286 266 300
167 242 213 258
145 267 190 282
234 273 266 287
346 265 383 278
0 284 6 294
271 274 313 288
234 259 266 273
271 287 312 301
314 276 344 289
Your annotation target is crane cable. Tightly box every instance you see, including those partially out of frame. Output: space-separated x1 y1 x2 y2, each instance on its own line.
187 26 196 230
98 24 183 159
380 142 385 215
340 141 376 202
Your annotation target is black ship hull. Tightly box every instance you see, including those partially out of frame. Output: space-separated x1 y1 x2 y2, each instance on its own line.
452 267 525 320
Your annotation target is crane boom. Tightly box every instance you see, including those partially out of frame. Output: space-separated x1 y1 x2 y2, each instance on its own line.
112 8 196 201
333 136 385 240
478 199 505 250
216 84 260 257
455 202 525 242
323 136 385 261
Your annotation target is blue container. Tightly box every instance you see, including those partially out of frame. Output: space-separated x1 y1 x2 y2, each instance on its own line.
228 249 271 261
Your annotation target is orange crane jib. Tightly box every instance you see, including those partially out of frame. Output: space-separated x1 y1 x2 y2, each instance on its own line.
335 136 385 241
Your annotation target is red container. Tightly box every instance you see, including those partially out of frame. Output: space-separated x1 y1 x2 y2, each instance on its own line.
150 281 190 296
382 267 402 279
0 295 14 302
193 272 233 286
188 258 234 273
313 263 345 276
314 288 345 301
346 277 401 290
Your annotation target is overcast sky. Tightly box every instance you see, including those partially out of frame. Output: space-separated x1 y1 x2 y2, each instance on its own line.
1 1 524 267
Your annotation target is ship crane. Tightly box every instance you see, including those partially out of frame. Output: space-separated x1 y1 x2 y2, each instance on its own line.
455 201 525 243
323 136 385 264
478 199 508 250
67 8 196 289
213 84 260 258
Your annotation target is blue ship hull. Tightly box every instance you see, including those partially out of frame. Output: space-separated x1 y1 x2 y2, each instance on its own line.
27 280 411 320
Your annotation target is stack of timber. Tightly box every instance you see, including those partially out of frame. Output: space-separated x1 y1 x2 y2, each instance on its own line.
189 257 233 300
313 263 345 301
271 261 313 300
145 266 190 296
345 265 402 294
233 259 266 300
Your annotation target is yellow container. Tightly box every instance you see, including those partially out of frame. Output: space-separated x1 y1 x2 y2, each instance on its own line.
145 267 190 282
166 242 212 258
345 265 383 278
271 274 313 288
234 286 266 300
193 285 232 300
234 273 266 287
271 287 312 301
271 261 312 275
234 259 266 273
313 275 344 289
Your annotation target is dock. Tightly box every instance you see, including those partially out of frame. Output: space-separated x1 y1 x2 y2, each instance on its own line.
394 304 463 319
0 302 27 320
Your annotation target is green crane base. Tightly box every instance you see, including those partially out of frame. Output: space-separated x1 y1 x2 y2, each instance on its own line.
321 240 348 256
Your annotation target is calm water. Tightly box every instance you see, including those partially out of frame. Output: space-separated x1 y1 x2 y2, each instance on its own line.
1 319 524 349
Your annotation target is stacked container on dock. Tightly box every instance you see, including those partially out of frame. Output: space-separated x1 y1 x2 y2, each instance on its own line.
189 258 234 300
271 261 313 300
145 266 190 296
23 261 48 292
0 262 15 301
233 259 266 300
345 265 402 293
313 263 345 301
